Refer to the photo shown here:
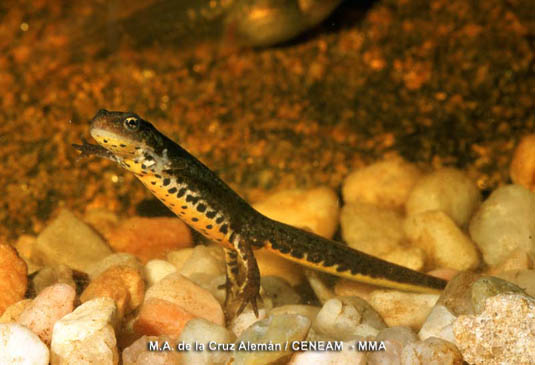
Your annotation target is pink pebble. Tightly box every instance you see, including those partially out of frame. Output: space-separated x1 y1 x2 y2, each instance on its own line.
18 283 76 344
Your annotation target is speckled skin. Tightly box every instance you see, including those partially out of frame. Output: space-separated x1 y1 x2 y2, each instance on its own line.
74 109 447 317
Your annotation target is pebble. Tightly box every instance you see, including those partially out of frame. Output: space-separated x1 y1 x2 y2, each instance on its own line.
178 318 236 365
340 201 405 258
454 293 535 365
0 243 27 316
106 217 193 263
289 341 367 365
418 304 457 343
179 244 226 278
233 314 311 365
252 187 340 239
269 304 321 323
366 339 402 365
376 326 418 346
32 264 75 294
255 248 305 286
469 184 535 266
342 157 422 210
134 297 196 337
494 269 535 297
261 276 301 307
135 272 224 336
0 299 32 323
470 276 525 313
33 209 113 273
166 248 194 270
489 249 532 274
230 308 268 337
313 297 386 340
87 252 143 280
0 323 49 365
83 208 120 240
81 265 145 319
14 234 41 274
437 271 481 315
401 337 463 364
18 283 76 344
406 168 481 227
122 335 181 365
51 297 118 365
144 259 177 286
510 134 535 191
369 290 439 328
404 210 480 270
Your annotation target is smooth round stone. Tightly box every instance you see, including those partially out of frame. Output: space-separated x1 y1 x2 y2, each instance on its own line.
366 339 402 365
436 271 481 316
144 272 224 327
0 299 32 323
289 341 366 365
122 335 181 365
33 209 113 273
418 304 457 343
342 157 422 210
376 326 418 346
144 259 177 287
470 276 525 314
230 307 268 337
83 208 120 240
489 249 533 274
404 210 480 270
166 248 194 270
0 323 49 365
18 283 76 344
87 253 143 280
233 314 312 365
253 187 340 239
0 243 28 316
51 297 118 365
406 168 481 227
32 264 76 294
454 293 535 365
106 217 193 263
369 290 439 328
134 297 196 337
269 305 321 323
401 337 462 364
261 276 301 307
179 318 236 365
510 134 535 191
469 184 535 266
313 297 386 340
179 244 225 278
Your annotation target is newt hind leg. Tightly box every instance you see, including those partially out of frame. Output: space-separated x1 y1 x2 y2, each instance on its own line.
222 237 262 320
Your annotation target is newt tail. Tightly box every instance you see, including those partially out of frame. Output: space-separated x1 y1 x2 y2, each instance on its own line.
74 109 447 318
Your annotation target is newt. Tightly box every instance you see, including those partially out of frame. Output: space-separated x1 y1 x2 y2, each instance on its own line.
74 109 447 318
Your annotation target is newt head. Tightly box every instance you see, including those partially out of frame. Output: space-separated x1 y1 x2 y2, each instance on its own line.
89 109 166 159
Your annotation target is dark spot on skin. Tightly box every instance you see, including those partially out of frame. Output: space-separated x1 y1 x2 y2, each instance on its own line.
291 250 304 259
229 232 236 243
196 204 206 212
181 206 187 209
206 224 213 230
192 217 199 222
177 188 186 198
125 163 131 168
145 155 154 161
179 211 184 215
161 198 166 202
151 181 156 185
336 264 348 272
216 238 222 242
186 195 200 204
278 245 291 254
322 256 336 267
135 146 141 150
163 178 170 186
151 168 156 172
103 139 108 143
219 224 228 234
170 203 175 207
120 144 126 148
155 174 162 178
206 211 216 219
165 194 169 197
141 164 147 169
216 217 224 224
231 267 239 275
306 251 322 263
111 145 117 148
168 187 177 194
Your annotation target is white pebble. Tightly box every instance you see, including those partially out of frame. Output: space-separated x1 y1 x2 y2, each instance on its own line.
0 323 49 365
51 297 118 365
406 168 481 227
401 337 462 364
144 259 176 287
469 184 535 265
418 304 457 343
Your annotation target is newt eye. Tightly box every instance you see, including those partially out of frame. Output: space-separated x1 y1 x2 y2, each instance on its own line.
124 117 140 131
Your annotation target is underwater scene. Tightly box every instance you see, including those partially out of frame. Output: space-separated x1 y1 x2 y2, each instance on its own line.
0 0 534 364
